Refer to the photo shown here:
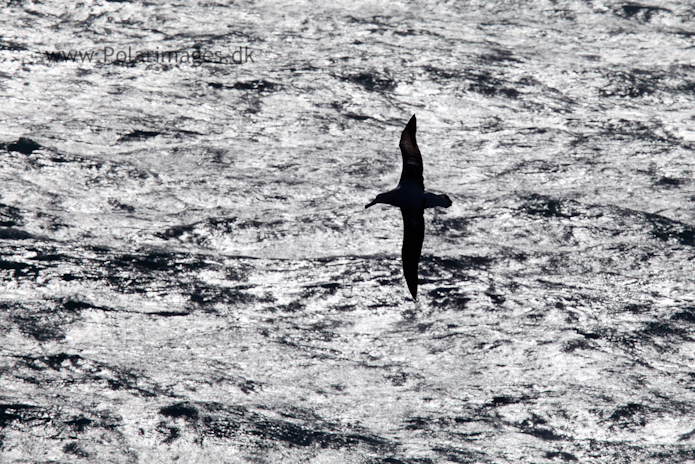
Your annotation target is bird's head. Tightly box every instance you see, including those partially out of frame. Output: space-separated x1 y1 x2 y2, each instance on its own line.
365 195 380 209
365 192 393 209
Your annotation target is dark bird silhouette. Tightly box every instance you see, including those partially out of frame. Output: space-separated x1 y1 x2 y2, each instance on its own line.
365 115 452 299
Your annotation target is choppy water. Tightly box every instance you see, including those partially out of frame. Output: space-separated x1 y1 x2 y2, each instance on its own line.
2 1 695 462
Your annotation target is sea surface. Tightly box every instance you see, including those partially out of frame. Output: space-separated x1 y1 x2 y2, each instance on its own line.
1 1 695 462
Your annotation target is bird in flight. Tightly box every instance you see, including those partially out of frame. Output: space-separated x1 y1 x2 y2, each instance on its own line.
365 115 452 299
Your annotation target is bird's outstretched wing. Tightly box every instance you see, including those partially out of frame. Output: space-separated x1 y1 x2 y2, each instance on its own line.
399 115 424 188
401 207 425 299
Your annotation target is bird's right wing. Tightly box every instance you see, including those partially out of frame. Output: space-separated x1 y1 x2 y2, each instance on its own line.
399 115 424 188
401 207 425 299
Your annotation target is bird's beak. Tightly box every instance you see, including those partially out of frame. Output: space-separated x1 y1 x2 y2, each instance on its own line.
365 199 377 209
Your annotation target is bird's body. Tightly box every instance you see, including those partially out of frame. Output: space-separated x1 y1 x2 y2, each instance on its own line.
365 115 452 299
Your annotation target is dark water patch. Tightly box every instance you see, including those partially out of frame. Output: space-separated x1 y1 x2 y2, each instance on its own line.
487 396 527 407
120 130 161 141
20 352 82 371
62 298 102 312
599 69 662 98
467 70 519 98
0 37 26 51
366 458 408 464
0 404 51 428
3 137 42 155
147 310 190 317
624 303 649 314
5 300 82 341
678 428 695 441
671 307 695 323
230 219 282 231
37 211 68 231
17 352 162 397
677 79 695 93
385 372 410 387
404 416 440 430
641 211 695 247
160 403 199 421
272 301 305 313
372 458 436 464
11 315 64 341
63 442 90 458
249 420 363 448
108 250 217 286
0 258 40 278
201 216 284 237
156 401 389 450
157 423 181 444
236 378 260 394
607 403 646 428
427 287 471 310
424 66 521 98
545 451 578 461
431 216 468 237
344 112 371 121
155 222 197 240
517 414 566 442
66 416 93 432
108 198 135 212
28 150 100 169
0 404 125 457
300 319 343 342
232 80 279 92
69 247 257 303
332 304 357 312
301 282 342 298
189 284 256 310
347 156 396 178
485 286 505 305
0 227 32 239
575 329 607 340
112 251 180 272
340 72 395 92
649 448 695 462
655 176 685 187
602 118 671 143
506 158 562 173
376 275 402 289
91 161 151 183
615 3 671 22
346 15 393 27
480 49 522 64
638 321 689 341
522 427 564 440
522 194 582 218
0 203 23 227
26 250 70 263
433 445 487 463
424 65 460 81
562 338 593 353
423 255 493 273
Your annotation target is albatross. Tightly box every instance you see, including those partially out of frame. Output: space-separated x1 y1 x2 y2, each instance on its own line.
365 115 452 299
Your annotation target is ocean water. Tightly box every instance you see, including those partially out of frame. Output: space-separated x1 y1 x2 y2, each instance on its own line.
1 1 695 462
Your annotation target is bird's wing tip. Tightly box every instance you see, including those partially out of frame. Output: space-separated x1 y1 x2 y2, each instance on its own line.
405 115 417 133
